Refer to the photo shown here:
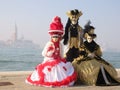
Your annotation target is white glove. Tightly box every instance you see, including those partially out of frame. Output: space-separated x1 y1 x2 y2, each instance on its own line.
88 53 95 58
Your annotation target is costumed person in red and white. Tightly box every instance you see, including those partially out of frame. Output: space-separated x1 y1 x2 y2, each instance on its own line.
25 16 77 87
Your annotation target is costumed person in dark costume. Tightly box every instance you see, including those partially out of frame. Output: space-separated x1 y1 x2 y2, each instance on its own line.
25 16 77 87
72 21 120 86
63 9 83 62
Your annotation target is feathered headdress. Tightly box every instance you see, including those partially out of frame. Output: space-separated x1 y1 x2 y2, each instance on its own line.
66 9 82 20
84 20 96 39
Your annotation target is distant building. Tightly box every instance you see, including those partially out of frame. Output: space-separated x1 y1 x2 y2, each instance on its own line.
2 23 39 49
11 39 39 49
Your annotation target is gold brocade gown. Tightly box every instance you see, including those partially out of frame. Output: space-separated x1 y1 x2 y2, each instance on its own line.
72 41 120 86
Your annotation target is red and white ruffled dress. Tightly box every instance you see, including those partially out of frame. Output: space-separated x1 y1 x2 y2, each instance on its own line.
25 41 77 87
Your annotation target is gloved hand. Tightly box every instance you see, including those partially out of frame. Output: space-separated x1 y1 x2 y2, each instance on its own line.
88 53 95 58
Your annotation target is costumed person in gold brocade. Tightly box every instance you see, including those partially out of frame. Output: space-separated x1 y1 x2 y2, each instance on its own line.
72 21 120 86
63 9 83 62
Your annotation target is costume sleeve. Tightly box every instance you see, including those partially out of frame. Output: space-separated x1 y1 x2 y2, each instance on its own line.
94 45 102 57
42 42 55 57
78 25 83 45
60 42 64 58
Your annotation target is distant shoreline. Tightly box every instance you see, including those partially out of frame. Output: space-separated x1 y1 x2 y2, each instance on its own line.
0 69 120 76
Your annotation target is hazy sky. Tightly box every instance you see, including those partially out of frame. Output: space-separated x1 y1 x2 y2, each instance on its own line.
0 0 120 51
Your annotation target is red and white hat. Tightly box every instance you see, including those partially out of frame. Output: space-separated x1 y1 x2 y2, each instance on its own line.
48 16 64 36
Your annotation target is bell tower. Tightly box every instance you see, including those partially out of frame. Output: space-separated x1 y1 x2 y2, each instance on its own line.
12 23 18 42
